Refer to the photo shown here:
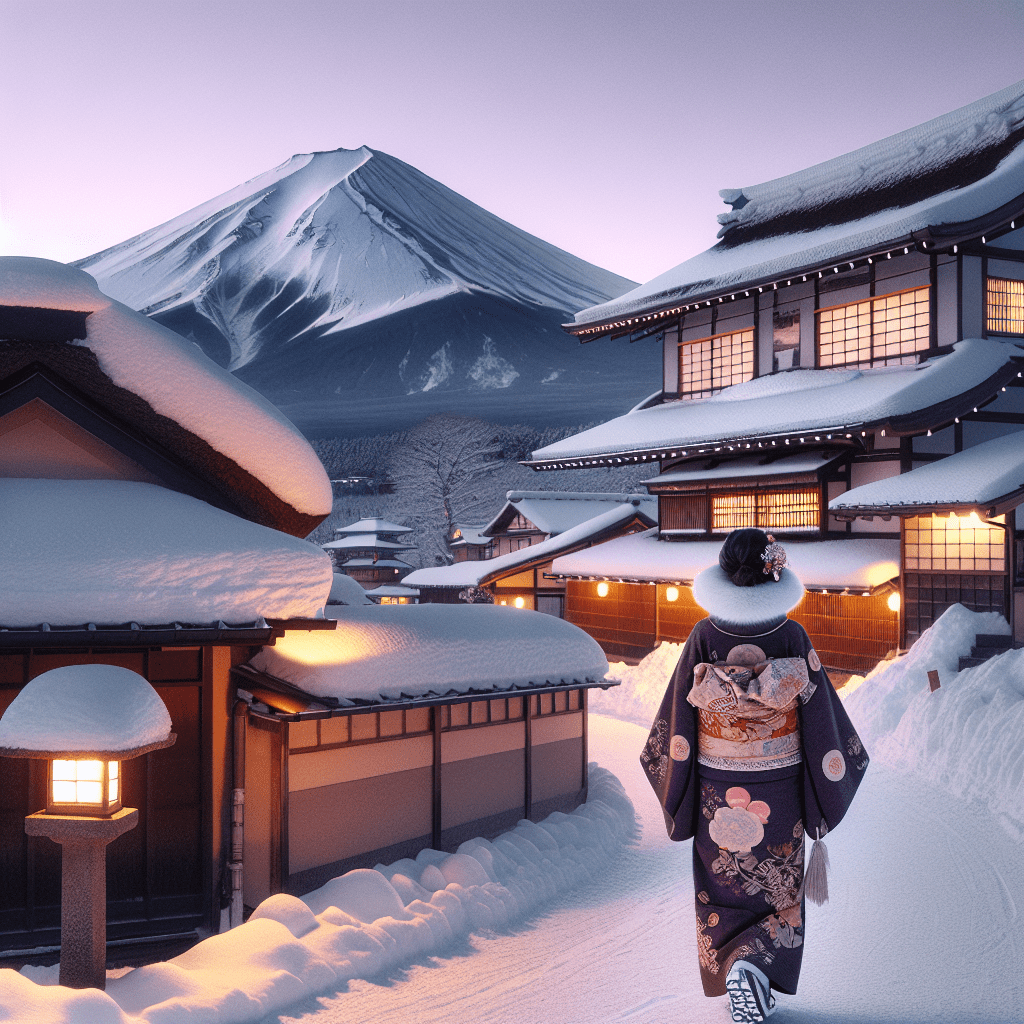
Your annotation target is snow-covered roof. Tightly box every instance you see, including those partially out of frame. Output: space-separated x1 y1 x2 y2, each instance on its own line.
572 80 1024 328
404 500 656 589
327 573 374 606
322 536 415 551
0 664 173 757
248 604 608 702
484 491 653 537
364 585 420 597
643 452 839 487
339 558 414 569
0 258 332 533
451 524 490 546
0 479 332 628
530 340 1023 466
334 518 412 535
830 429 1024 515
551 529 899 591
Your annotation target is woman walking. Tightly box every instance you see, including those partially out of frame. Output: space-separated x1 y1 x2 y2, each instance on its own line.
641 529 868 1022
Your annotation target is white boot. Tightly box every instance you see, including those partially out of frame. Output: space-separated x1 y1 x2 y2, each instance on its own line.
725 960 776 1022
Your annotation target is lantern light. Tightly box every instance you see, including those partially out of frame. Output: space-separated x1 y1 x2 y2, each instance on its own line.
887 592 901 613
597 582 610 597
666 587 680 602
514 596 525 609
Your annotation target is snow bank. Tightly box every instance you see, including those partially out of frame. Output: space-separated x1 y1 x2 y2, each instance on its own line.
596 642 684 726
250 603 608 701
0 479 332 626
843 603 1024 832
2 766 635 1024
0 257 332 517
0 665 171 755
326 572 373 606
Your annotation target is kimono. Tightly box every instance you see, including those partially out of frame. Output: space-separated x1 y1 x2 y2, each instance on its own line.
641 572 868 998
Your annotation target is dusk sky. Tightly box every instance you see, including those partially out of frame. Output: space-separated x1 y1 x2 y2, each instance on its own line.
3 0 1024 284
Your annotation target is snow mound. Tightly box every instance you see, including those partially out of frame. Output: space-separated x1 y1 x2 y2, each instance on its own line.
0 665 172 755
250 603 609 700
0 479 333 626
3 766 635 1024
844 603 1024 831
595 642 684 726
326 572 374 606
0 257 332 517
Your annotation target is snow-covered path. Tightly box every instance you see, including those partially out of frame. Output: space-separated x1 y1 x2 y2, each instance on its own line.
285 714 1023 1024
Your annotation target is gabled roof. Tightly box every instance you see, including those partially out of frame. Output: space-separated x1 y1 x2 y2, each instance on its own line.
527 340 1024 469
404 499 656 590
830 429 1024 517
551 529 900 593
643 452 843 489
570 80 1024 334
321 535 416 551
483 490 655 537
451 523 490 547
0 258 331 536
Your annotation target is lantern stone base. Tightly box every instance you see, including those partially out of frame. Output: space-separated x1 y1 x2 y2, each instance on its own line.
25 807 139 990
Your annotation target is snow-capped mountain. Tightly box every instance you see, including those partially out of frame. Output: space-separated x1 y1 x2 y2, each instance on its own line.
76 148 657 435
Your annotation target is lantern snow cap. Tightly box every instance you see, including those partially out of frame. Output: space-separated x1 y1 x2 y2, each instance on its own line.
0 664 174 816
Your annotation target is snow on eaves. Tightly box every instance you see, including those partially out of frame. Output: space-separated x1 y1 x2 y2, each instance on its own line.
485 491 656 537
533 339 1020 461
249 604 608 702
0 258 332 517
0 664 173 755
552 529 900 591
573 80 1024 325
831 428 1024 511
334 518 412 535
643 452 837 486
0 479 333 627
404 501 655 589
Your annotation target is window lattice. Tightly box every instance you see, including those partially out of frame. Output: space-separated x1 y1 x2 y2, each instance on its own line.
711 489 819 532
904 514 1005 572
986 277 1024 334
818 288 930 368
679 329 754 399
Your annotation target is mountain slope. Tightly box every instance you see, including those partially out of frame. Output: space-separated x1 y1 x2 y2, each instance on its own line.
76 148 659 435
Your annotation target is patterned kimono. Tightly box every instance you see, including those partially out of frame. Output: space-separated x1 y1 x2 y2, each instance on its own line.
641 615 868 997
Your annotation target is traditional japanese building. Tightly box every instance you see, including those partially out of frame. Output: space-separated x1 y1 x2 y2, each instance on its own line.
321 517 416 589
528 80 1024 668
405 491 656 615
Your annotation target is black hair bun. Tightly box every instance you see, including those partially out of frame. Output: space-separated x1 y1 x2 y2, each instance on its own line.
719 528 775 587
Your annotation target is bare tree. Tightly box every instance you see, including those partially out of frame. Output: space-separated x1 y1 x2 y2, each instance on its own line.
389 415 503 566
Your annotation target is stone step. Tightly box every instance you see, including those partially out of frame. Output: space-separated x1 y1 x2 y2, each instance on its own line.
971 646 1014 659
959 656 988 670
975 633 1013 650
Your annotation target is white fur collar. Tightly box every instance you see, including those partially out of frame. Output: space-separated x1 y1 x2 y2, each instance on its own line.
691 565 805 627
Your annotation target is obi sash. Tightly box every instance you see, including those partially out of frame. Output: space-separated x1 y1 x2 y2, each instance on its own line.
687 657 815 771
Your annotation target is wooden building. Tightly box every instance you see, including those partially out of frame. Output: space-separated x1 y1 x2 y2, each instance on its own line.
405 492 656 615
0 257 335 953
322 518 416 589
233 604 610 905
526 81 1024 667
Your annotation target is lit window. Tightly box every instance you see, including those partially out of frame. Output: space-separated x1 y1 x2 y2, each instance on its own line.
711 489 819 532
817 287 930 368
986 278 1024 334
678 329 754 399
904 513 1005 572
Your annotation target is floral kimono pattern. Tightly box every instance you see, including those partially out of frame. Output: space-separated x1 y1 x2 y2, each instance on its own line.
641 615 868 997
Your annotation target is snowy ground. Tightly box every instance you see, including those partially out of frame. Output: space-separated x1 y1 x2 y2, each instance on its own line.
278 714 1022 1024
4 604 1023 1023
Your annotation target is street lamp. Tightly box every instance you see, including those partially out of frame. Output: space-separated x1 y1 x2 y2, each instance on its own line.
0 664 175 991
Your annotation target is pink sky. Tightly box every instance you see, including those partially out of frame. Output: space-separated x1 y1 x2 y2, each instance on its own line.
3 0 1024 284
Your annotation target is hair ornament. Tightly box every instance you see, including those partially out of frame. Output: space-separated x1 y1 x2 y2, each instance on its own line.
762 534 787 581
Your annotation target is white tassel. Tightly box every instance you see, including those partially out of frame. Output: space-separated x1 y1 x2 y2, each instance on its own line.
801 829 830 906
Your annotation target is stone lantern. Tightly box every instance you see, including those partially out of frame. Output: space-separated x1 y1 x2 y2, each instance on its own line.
0 664 175 990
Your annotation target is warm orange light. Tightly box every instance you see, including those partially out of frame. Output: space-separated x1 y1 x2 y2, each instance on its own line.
514 596 525 609
666 586 679 602
887 592 901 613
50 759 120 814
597 582 610 597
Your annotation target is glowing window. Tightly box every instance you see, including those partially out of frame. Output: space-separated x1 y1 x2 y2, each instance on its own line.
711 489 819 533
986 278 1024 334
904 514 1005 572
817 287 930 368
678 329 755 399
